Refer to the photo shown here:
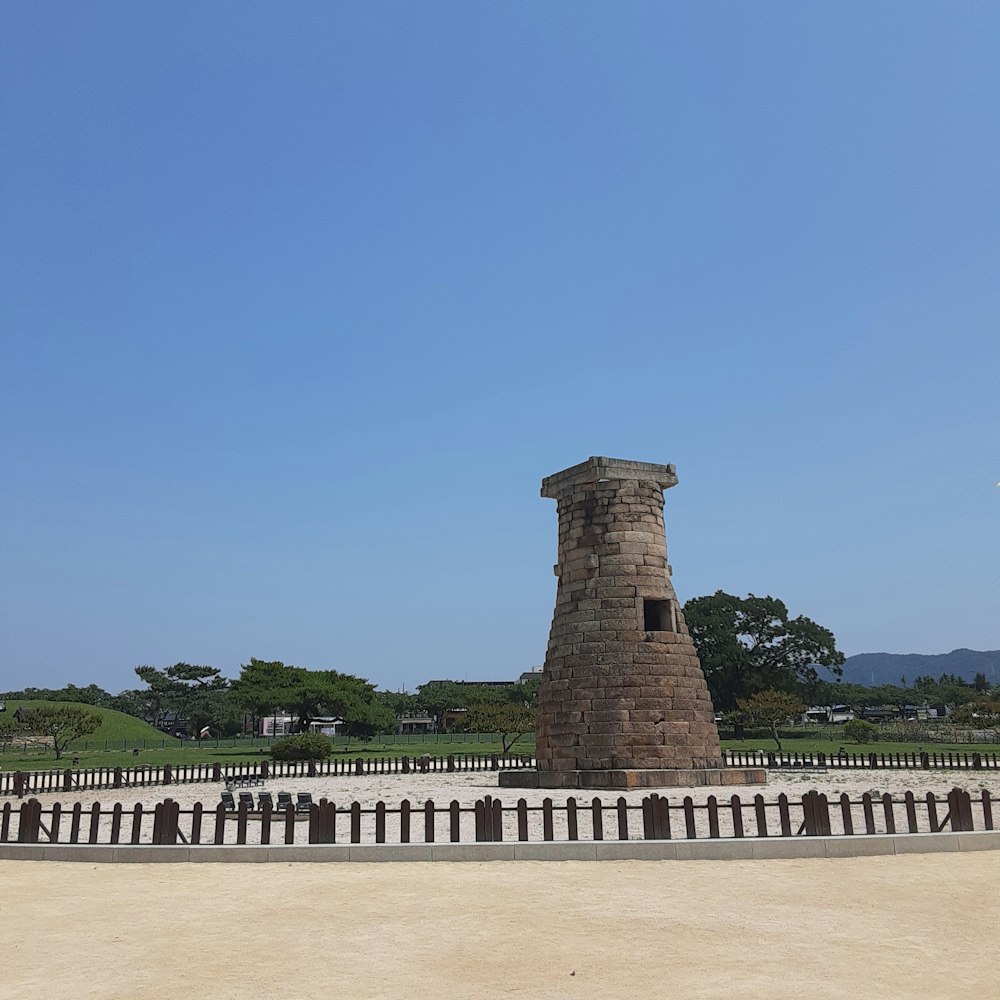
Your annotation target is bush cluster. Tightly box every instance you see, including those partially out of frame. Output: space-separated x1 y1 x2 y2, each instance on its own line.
842 719 880 745
269 732 332 761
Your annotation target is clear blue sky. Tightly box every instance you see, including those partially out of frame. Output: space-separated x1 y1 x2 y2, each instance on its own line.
2 3 998 694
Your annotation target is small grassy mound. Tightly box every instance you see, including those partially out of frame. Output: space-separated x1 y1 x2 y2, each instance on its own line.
1 700 179 749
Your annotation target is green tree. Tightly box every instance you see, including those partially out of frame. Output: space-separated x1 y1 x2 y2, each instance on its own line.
231 659 388 734
17 705 102 759
0 714 17 747
949 699 1000 729
134 663 232 737
683 591 844 712
842 719 880 745
342 701 399 745
728 690 805 751
461 702 536 753
415 681 509 729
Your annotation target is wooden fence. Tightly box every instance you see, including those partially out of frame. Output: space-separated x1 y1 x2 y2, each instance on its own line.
721 749 1000 770
0 753 534 798
1 788 992 847
3 749 999 800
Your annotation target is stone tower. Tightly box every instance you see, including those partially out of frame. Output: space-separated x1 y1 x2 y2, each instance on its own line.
501 456 764 790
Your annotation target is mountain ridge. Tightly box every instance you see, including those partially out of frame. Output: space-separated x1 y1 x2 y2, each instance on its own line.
841 649 1000 687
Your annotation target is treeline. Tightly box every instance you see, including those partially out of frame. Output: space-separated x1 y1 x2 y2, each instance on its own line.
683 591 998 713
5 590 997 735
1 665 541 739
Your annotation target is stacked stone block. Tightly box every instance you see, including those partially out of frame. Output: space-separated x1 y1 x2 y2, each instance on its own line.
501 457 764 790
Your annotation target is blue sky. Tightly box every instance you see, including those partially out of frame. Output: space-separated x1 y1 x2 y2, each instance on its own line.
2 3 998 694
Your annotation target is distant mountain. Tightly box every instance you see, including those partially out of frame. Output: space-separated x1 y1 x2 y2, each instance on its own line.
841 649 1000 687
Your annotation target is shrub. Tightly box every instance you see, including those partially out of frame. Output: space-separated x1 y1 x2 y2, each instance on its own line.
842 719 880 745
270 732 332 761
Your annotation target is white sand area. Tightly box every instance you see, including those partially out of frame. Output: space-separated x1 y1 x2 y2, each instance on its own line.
2 853 996 1000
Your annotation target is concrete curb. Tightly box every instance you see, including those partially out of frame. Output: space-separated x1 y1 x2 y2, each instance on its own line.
1 831 999 863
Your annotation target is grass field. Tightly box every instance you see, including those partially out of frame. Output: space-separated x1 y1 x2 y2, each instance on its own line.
1 726 997 773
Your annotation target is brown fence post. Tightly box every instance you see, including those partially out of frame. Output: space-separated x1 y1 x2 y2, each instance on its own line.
617 797 629 840
163 765 172 786
402 756 410 774
18 799 41 843
707 796 720 839
63 769 73 793
212 763 222 782
447 754 455 773
517 799 529 841
754 794 768 837
13 772 25 799
642 796 655 840
400 800 411 843
424 799 436 843
949 788 975 832
261 761 269 779
566 797 578 841
114 767 123 790
474 799 486 841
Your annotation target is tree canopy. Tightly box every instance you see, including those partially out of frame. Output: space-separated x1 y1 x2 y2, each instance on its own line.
460 702 536 753
16 704 102 759
230 659 388 734
728 689 805 751
134 663 235 736
684 591 844 712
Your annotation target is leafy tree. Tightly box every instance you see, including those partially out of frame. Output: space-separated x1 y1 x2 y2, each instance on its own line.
509 675 541 709
342 701 399 745
949 699 1000 729
683 591 844 712
0 714 17 747
461 702 536 753
0 683 115 707
231 659 387 734
728 690 804 751
913 674 978 711
376 690 419 717
17 705 101 759
134 663 232 737
415 681 509 729
106 689 150 720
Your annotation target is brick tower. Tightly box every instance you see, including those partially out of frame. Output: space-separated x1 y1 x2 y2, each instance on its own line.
501 457 764 790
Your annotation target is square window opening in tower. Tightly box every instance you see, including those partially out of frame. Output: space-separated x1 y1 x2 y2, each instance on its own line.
643 598 675 632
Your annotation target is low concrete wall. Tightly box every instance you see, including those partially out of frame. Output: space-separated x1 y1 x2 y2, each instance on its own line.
1 831 999 863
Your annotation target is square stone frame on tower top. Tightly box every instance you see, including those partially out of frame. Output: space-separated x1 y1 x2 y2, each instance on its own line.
500 457 765 790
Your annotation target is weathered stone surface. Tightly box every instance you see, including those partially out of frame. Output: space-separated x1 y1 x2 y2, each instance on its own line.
526 456 762 790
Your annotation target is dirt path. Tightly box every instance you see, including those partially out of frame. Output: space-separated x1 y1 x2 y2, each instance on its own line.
2 853 995 1000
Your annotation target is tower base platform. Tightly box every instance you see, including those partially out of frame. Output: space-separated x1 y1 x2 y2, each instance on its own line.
498 767 767 790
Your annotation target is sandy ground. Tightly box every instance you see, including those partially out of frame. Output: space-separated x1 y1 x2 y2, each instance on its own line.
10 767 1000 843
2 854 997 1000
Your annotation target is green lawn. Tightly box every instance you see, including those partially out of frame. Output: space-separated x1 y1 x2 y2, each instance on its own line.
720 738 1000 757
0 729 534 772
0 700 180 767
2 726 997 773
2 704 996 773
